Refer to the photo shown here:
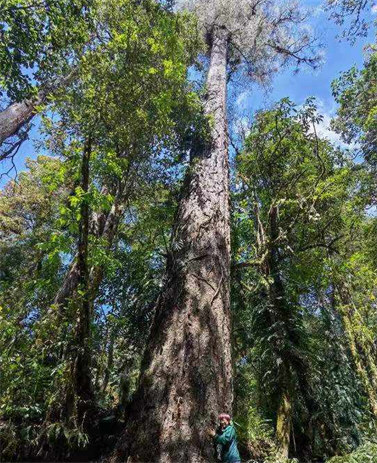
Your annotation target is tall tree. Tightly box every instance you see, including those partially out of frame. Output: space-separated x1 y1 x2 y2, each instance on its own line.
114 2 319 461
329 225 377 418
64 138 94 428
234 99 373 459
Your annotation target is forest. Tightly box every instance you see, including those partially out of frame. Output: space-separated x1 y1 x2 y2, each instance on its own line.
0 0 376 462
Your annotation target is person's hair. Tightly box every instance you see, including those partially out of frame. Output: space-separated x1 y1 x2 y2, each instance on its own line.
218 413 231 422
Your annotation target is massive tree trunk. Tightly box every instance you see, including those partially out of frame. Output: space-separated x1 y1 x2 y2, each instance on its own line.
113 25 232 463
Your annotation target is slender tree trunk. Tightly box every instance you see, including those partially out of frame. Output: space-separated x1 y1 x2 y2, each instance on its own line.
71 137 94 416
345 322 377 417
114 25 232 463
47 139 94 427
266 205 293 458
53 182 125 309
102 331 115 394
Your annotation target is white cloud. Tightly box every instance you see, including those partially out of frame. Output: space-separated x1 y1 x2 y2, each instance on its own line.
315 113 345 146
312 4 325 17
232 98 357 151
300 98 356 150
372 4 377 14
233 115 251 138
235 91 250 110
314 113 358 150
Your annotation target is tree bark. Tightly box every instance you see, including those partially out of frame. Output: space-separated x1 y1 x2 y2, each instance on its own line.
0 71 75 156
276 387 292 459
0 93 46 147
113 25 232 463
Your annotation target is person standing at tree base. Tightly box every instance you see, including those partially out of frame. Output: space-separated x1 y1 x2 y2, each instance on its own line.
209 413 241 463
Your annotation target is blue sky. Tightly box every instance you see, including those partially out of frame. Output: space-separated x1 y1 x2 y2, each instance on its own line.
231 1 376 144
0 0 376 187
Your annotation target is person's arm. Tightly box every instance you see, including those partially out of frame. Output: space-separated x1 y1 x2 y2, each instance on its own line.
214 426 235 445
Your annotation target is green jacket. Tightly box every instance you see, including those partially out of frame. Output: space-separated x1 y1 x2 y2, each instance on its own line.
214 424 241 462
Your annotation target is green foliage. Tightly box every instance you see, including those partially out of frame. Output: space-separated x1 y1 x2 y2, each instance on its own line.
0 0 207 458
327 442 377 463
0 0 205 458
94 180 177 409
0 0 95 100
232 98 373 460
331 49 377 200
0 158 76 459
0 0 376 460
234 361 277 461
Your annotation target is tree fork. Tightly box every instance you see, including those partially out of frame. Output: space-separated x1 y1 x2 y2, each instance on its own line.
113 25 233 463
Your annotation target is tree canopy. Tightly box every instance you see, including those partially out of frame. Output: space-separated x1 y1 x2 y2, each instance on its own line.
0 1 376 462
